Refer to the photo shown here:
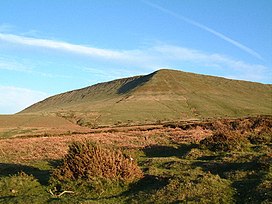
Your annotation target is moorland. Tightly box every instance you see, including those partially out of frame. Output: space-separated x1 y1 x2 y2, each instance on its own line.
0 69 271 203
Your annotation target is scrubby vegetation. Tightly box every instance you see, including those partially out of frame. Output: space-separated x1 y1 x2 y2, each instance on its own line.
46 141 142 201
199 116 271 152
51 141 143 184
200 130 250 151
0 116 271 203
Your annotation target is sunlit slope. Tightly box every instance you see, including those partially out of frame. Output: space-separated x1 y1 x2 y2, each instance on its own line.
20 69 272 125
0 115 79 128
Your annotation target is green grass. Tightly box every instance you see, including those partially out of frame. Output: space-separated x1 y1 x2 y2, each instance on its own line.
0 172 49 204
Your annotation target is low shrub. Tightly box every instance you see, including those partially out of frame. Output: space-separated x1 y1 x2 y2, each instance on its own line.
184 148 208 160
200 130 250 152
248 133 272 145
52 141 143 184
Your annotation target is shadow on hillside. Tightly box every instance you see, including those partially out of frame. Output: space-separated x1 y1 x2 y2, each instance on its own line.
123 175 168 202
0 163 51 185
117 72 155 94
88 175 169 202
143 143 198 158
126 175 168 194
192 158 268 178
231 173 268 204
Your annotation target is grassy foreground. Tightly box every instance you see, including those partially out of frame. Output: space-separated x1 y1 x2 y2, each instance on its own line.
0 116 271 203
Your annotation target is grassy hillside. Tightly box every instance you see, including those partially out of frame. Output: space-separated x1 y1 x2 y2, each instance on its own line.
0 115 78 128
20 69 272 126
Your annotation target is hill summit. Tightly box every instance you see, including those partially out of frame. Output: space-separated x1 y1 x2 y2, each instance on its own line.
20 69 272 126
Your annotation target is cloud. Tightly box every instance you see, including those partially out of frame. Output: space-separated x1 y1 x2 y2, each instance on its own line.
0 32 270 83
0 86 48 114
149 44 269 82
0 33 126 60
141 0 263 60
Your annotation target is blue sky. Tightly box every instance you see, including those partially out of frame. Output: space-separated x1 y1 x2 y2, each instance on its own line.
0 0 271 114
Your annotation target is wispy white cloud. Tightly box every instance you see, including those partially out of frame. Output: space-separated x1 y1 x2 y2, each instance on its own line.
0 33 126 60
153 44 265 69
141 0 263 60
149 44 269 82
0 86 48 114
0 32 270 83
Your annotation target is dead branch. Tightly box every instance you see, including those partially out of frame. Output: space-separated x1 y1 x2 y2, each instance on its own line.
49 189 74 197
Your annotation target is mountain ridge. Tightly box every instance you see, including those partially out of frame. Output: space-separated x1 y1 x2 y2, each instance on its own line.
20 69 272 126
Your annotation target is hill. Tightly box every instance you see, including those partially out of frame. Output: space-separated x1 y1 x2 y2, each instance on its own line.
20 69 272 126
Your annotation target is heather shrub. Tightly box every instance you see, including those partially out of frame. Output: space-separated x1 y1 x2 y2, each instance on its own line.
248 133 272 145
52 141 143 184
200 130 250 152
